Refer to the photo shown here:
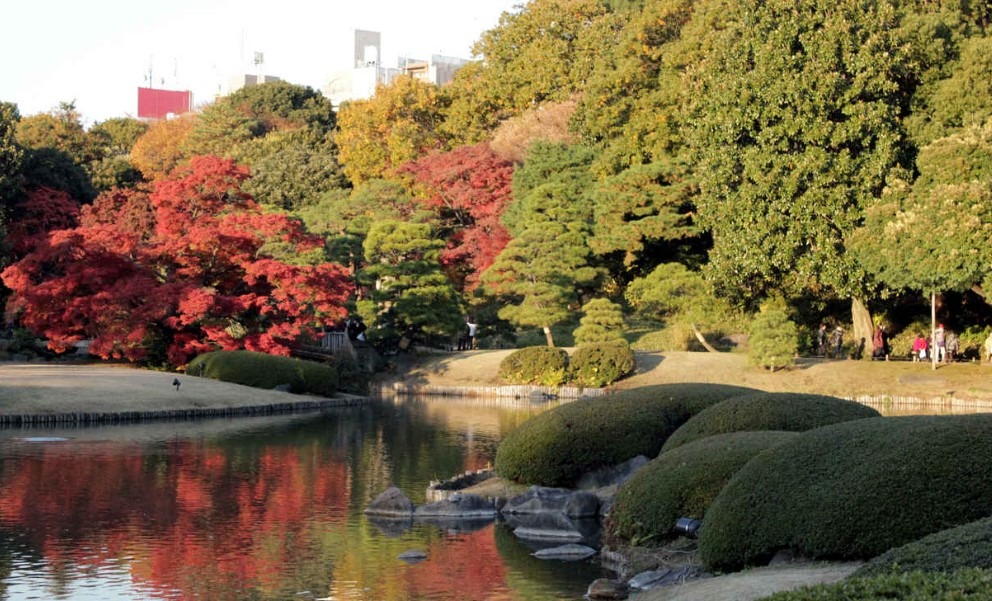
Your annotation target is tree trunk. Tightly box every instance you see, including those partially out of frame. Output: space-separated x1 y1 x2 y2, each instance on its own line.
851 297 873 360
690 323 719 353
931 290 938 371
543 325 555 347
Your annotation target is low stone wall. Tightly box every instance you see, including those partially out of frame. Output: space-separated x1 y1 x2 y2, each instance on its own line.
377 382 606 400
849 394 992 413
0 396 366 426
426 469 495 503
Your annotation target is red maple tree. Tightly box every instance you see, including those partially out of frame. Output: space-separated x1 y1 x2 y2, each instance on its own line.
398 143 514 290
2 156 352 365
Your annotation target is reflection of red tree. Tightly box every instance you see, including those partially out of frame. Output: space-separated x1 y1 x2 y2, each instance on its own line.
401 529 517 601
0 441 351 599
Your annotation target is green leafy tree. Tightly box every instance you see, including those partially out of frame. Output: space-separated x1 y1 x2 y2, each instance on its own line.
573 298 626 345
588 158 701 270
503 141 596 236
748 309 798 372
851 120 992 367
185 81 335 159
360 220 464 344
483 219 600 347
470 0 618 113
0 102 23 211
236 130 347 210
685 0 946 345
625 262 737 352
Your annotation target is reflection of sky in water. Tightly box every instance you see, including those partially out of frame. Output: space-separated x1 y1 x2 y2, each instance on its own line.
0 399 604 600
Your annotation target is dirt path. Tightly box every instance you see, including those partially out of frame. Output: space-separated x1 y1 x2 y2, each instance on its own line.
630 562 862 601
391 348 992 408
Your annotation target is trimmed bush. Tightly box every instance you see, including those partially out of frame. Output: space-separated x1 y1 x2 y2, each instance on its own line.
494 383 758 487
761 568 992 600
498 346 569 386
699 415 992 572
661 393 881 452
186 350 338 397
609 431 798 546
855 517 992 578
747 309 797 371
569 340 636 387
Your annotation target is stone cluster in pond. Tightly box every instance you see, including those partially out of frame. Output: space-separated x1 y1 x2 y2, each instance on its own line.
364 455 692 600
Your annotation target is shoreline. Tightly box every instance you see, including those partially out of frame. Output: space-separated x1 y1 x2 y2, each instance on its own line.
0 363 366 424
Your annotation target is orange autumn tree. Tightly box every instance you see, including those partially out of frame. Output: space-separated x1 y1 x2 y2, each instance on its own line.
2 156 352 365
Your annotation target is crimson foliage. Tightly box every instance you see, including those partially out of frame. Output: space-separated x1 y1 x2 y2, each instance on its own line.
2 156 351 365
399 143 514 290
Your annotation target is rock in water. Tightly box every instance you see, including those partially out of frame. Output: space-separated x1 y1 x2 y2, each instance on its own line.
587 578 629 600
365 486 414 516
397 549 427 563
414 493 497 519
533 543 597 560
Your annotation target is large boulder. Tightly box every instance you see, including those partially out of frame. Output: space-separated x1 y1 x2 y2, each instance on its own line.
364 486 414 517
414 493 497 519
502 486 601 517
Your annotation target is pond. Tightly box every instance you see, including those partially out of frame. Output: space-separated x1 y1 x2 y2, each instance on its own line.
0 397 614 601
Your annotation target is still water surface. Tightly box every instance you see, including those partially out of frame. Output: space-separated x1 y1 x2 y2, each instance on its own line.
0 397 612 601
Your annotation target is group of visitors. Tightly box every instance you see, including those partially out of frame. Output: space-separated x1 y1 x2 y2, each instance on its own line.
456 318 478 351
911 324 959 363
818 321 965 363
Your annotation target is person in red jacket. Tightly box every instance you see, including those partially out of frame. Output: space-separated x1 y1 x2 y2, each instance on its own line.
912 333 928 362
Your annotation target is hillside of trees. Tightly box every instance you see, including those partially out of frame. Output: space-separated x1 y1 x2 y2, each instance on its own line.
2 0 991 367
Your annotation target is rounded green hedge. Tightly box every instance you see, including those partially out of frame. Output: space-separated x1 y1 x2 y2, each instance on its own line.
186 350 338 397
760 568 992 600
699 415 992 572
498 346 570 386
569 340 636 387
854 517 992 578
609 431 798 546
661 393 881 452
494 383 757 487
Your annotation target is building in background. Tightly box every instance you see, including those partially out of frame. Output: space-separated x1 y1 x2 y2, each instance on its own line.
227 73 282 93
136 87 193 120
323 30 469 108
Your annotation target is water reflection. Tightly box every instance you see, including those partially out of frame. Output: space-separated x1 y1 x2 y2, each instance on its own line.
0 399 608 600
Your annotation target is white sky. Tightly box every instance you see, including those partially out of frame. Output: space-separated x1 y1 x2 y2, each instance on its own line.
0 0 521 126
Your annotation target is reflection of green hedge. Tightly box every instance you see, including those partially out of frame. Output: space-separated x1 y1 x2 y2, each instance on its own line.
186 350 338 397
700 415 992 572
494 383 757 487
855 517 992 578
498 346 569 386
761 568 992 600
569 341 635 387
610 431 797 546
661 393 880 452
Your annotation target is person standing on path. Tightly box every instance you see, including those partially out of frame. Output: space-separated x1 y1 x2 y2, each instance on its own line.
830 326 844 359
934 324 947 363
466 318 478 350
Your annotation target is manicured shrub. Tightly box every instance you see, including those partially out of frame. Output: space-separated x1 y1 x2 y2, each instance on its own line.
494 383 758 487
573 298 626 345
661 393 881 452
186 350 338 397
855 517 992 578
498 345 569 386
761 568 992 600
609 431 798 546
747 309 797 371
569 340 636 387
699 415 992 572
